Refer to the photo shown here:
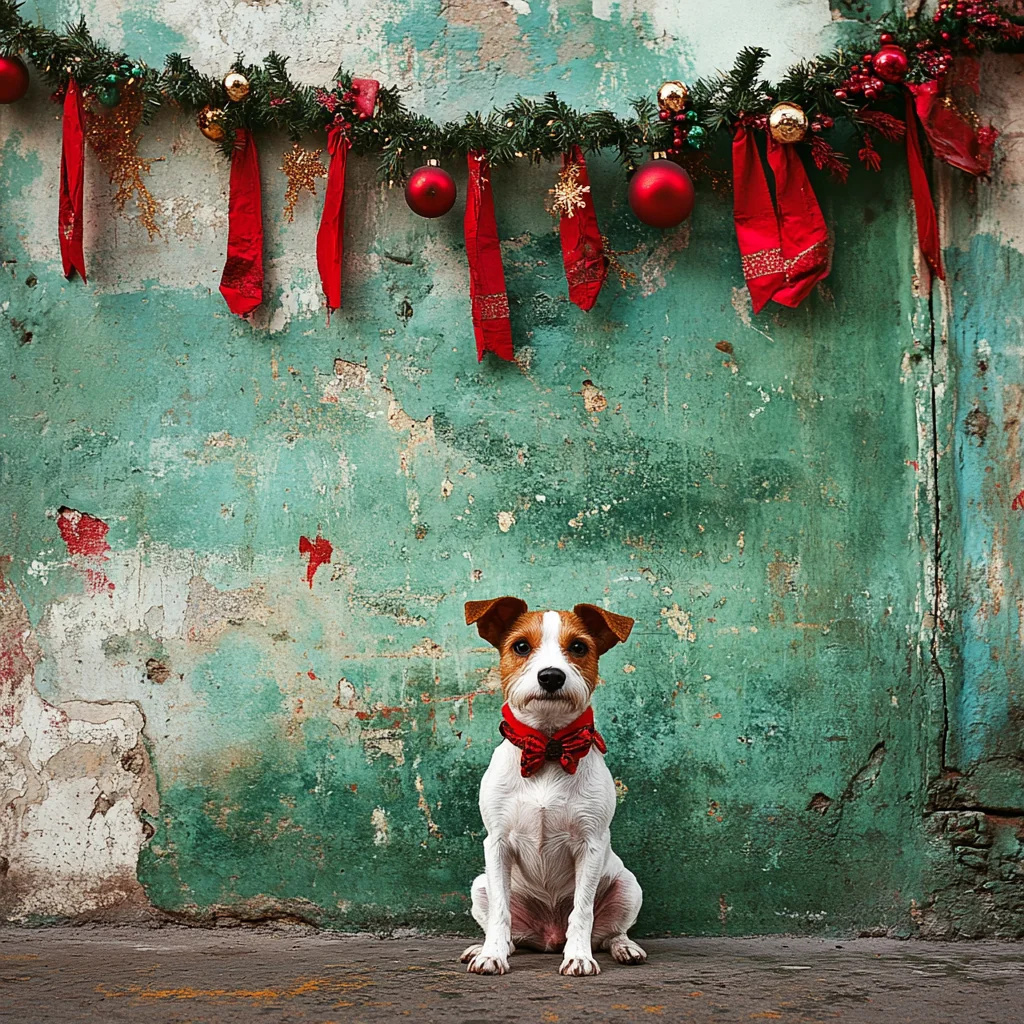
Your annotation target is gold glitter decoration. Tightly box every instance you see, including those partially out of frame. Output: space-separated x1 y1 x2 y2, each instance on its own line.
280 143 327 222
85 84 161 239
548 161 590 219
599 235 642 290
197 105 226 142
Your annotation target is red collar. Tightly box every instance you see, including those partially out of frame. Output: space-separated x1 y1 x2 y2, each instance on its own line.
499 704 606 778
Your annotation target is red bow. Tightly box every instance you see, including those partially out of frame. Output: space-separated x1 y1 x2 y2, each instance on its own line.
499 704 606 778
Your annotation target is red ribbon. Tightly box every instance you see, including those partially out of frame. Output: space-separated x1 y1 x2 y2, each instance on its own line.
905 92 944 281
909 63 995 177
219 129 263 317
499 704 606 778
559 146 606 312
316 124 350 311
315 78 378 312
464 150 513 362
732 126 828 313
765 135 830 309
59 79 86 283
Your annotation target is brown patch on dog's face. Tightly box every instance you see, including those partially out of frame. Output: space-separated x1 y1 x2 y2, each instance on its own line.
558 611 601 693
496 610 545 698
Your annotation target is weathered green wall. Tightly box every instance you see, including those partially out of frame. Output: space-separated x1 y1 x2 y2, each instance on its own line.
0 0 1020 936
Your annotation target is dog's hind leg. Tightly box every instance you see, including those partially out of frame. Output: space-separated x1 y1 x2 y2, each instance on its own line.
461 874 515 963
594 869 647 965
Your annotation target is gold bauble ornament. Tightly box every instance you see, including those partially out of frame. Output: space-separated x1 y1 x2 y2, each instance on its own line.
223 72 250 103
768 101 808 144
657 80 689 113
197 105 226 142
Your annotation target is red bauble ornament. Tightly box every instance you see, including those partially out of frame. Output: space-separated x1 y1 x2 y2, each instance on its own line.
0 55 29 104
873 44 909 85
405 163 457 218
628 158 694 229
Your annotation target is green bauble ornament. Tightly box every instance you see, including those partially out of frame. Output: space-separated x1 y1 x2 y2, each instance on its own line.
103 73 121 85
688 125 707 147
96 84 120 108
686 110 699 122
131 65 145 78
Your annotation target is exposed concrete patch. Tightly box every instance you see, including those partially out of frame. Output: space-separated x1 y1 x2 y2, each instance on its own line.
183 576 271 644
0 572 158 921
661 603 696 643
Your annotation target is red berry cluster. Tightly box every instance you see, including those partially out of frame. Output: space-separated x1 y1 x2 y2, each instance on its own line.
315 79 372 132
914 39 954 79
936 1 1016 34
809 113 835 133
833 56 886 102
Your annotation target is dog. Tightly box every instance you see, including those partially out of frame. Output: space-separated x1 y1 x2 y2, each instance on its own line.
459 596 646 976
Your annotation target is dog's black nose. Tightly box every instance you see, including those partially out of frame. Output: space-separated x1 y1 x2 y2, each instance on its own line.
537 667 566 692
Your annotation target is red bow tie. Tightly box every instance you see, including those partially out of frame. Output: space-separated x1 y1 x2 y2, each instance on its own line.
499 704 606 778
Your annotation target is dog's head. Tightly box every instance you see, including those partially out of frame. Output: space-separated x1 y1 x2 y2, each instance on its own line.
465 597 633 730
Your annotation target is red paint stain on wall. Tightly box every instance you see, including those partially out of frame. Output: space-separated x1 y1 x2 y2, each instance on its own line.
57 507 110 557
57 507 114 594
1012 489 1024 511
299 534 333 588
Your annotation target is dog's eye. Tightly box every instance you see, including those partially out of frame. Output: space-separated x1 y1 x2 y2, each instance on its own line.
568 639 589 657
512 639 531 656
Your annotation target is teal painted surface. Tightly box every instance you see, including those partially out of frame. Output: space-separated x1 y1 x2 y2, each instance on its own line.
0 0 1017 936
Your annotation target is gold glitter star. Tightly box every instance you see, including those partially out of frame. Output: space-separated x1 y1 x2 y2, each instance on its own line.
548 161 591 219
280 143 327 222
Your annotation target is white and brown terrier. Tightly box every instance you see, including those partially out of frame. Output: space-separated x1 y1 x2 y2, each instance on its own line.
460 596 646 976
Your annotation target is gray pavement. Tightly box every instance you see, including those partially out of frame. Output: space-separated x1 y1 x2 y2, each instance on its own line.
0 926 1021 1023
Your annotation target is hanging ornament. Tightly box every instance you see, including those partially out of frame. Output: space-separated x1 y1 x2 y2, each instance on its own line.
197 105 226 142
548 160 591 219
657 80 689 114
223 72 250 102
405 161 457 218
464 149 514 362
85 83 160 239
220 129 264 316
95 84 120 108
0 54 29 103
768 102 809 144
59 79 86 282
280 143 326 221
732 125 830 312
628 155 694 229
873 44 909 85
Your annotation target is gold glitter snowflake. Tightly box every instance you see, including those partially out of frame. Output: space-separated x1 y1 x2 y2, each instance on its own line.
548 161 591 219
85 85 161 239
280 143 327 222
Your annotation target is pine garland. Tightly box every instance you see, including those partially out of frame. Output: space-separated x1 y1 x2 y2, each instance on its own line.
0 0 1021 182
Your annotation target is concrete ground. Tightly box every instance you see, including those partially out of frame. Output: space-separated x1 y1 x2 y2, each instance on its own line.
0 927 1021 1024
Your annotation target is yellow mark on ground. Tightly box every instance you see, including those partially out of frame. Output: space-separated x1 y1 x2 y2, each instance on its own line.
95 975 374 1003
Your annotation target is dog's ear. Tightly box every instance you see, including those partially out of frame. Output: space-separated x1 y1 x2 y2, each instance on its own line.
573 604 634 656
465 596 528 648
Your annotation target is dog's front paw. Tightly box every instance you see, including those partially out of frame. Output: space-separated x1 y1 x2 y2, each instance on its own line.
559 954 601 977
466 951 509 975
460 943 482 963
609 937 647 965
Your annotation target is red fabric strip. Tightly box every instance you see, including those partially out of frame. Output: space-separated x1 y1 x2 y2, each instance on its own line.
909 75 995 177
464 150 513 362
905 92 945 281
765 135 830 308
58 79 86 283
316 124 350 311
219 129 264 316
731 126 784 314
559 146 606 312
